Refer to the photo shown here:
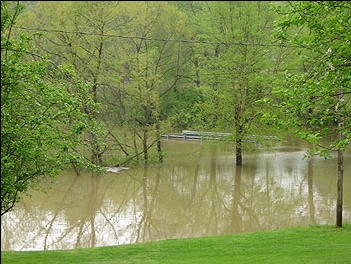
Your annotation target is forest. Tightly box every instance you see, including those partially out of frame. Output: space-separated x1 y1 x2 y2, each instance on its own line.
1 1 350 226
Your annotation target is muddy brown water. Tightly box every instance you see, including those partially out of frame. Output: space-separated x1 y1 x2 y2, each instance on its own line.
1 139 350 251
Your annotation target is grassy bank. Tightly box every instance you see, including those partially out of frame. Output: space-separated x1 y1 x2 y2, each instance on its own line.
2 224 351 264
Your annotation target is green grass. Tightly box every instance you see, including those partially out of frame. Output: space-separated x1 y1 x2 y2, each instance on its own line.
2 224 351 264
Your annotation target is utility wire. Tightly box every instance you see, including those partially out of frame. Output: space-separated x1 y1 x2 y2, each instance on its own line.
17 26 298 48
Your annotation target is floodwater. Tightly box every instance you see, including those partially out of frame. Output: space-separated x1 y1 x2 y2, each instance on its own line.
1 139 350 251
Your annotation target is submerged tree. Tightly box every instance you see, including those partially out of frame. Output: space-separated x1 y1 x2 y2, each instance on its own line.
272 1 351 227
190 1 281 166
18 1 121 166
1 1 104 215
20 1 194 166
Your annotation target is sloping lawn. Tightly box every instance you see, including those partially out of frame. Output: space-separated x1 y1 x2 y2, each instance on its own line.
2 224 351 264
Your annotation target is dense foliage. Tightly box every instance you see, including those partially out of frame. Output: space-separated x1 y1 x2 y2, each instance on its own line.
1 1 103 215
271 1 351 157
271 1 351 227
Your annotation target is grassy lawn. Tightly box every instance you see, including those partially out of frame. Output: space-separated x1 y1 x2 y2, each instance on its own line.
2 224 351 264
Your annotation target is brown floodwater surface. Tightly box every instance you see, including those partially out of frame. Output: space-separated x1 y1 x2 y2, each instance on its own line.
1 140 350 251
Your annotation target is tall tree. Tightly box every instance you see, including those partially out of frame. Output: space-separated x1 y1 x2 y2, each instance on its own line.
1 1 103 215
18 1 125 166
19 1 195 166
115 1 195 164
272 1 351 227
191 1 281 165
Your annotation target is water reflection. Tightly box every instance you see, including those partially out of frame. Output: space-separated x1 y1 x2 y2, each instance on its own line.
1 140 350 251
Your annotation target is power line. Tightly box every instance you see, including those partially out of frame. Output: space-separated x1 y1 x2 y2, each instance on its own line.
17 26 297 48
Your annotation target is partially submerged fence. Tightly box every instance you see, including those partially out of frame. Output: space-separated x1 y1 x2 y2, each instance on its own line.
161 130 281 143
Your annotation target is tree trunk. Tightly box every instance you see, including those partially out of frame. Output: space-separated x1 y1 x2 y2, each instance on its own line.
236 138 242 166
336 148 343 227
156 121 163 163
336 88 344 228
307 158 316 224
143 127 148 166
90 132 102 166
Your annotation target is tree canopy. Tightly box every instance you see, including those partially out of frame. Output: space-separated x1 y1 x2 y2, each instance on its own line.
271 1 351 227
271 1 351 157
1 1 104 215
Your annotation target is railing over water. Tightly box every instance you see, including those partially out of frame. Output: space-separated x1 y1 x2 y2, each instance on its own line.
161 130 281 143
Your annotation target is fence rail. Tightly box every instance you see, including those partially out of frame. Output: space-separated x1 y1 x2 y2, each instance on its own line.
161 130 281 143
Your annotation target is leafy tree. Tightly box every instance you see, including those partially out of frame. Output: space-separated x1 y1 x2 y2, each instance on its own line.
18 1 123 166
190 1 281 165
19 1 195 166
1 1 103 215
271 1 351 227
113 1 195 164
